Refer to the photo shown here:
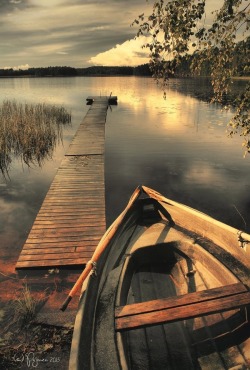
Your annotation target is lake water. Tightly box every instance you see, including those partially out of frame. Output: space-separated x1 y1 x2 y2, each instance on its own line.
0 76 250 270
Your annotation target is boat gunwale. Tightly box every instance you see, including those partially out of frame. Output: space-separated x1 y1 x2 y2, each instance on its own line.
142 186 250 240
141 186 250 269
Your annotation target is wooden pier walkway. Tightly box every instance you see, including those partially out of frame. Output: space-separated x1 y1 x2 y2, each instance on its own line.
16 97 112 269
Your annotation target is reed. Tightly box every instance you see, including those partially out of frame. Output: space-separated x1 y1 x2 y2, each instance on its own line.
0 100 71 177
13 284 38 327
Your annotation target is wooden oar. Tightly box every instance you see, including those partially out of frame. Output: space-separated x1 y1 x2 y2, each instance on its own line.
60 186 142 311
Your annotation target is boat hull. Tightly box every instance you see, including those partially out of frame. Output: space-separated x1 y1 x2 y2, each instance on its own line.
69 187 250 370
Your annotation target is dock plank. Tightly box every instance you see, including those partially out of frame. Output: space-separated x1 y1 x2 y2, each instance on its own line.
16 97 110 269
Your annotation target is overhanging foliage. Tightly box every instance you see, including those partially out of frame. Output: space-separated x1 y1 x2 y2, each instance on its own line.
133 0 250 153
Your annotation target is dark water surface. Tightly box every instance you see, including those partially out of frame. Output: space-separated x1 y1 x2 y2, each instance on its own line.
0 76 249 268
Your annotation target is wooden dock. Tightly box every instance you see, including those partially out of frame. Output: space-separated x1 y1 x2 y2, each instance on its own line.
16 97 111 269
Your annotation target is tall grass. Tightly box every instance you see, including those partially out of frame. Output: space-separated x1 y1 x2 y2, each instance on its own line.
13 284 38 327
0 100 71 178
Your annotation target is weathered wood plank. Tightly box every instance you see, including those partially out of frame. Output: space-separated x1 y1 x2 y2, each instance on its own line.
116 283 247 317
27 230 103 238
16 97 110 270
16 258 91 268
116 292 250 331
27 234 102 242
36 211 104 217
115 283 250 331
17 251 93 261
34 216 105 221
23 240 99 248
32 222 106 229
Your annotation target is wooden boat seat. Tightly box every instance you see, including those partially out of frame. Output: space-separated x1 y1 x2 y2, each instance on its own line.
115 282 250 332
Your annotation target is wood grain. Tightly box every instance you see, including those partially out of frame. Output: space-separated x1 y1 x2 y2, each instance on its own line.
16 98 109 269
115 283 250 331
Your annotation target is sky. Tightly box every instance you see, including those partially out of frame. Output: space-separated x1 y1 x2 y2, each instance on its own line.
0 0 221 70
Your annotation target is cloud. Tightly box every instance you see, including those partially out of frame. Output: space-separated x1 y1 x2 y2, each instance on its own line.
0 1 153 68
89 37 150 66
4 63 30 70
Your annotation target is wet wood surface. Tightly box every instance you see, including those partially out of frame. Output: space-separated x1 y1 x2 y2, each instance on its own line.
16 98 109 269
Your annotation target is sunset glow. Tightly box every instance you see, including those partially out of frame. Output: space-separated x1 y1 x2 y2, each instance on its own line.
1 1 224 69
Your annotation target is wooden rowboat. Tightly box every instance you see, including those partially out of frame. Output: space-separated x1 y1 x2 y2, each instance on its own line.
69 186 250 370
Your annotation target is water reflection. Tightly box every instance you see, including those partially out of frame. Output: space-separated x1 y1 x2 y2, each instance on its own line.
166 77 248 105
0 76 249 264
0 100 71 178
104 77 250 232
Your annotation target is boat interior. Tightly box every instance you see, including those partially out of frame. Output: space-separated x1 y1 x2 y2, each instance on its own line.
99 198 249 369
75 196 250 370
115 223 250 370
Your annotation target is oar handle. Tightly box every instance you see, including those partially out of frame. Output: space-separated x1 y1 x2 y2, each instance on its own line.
60 263 92 311
60 296 72 312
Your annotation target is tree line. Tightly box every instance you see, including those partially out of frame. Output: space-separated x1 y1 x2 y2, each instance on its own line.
0 64 151 77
